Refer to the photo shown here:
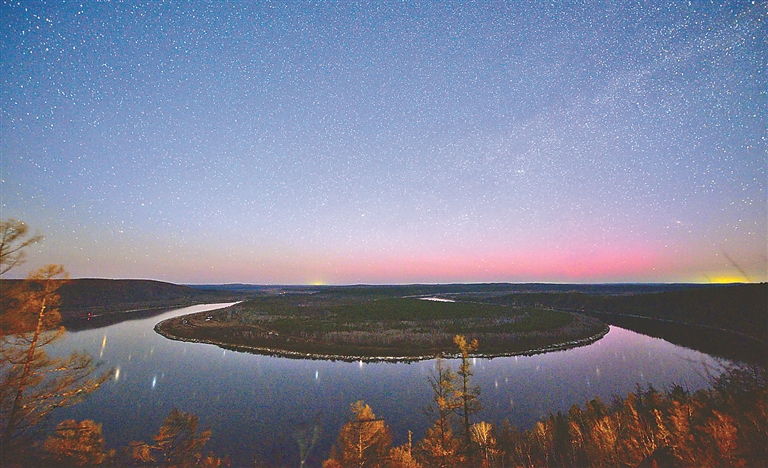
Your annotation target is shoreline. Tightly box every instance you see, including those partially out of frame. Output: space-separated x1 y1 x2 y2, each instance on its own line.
154 318 610 363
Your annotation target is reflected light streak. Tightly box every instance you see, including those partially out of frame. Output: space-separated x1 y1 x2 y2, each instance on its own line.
151 376 157 389
114 367 121 381
100 334 107 358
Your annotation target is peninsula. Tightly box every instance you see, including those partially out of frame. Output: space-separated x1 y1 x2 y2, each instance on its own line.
155 290 608 361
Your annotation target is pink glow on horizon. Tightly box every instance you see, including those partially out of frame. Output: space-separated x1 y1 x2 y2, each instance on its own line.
298 245 662 284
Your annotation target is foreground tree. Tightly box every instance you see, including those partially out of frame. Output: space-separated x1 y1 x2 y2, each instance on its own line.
470 421 498 467
0 219 42 277
389 431 422 468
42 419 111 466
493 364 768 468
0 265 111 464
0 219 42 334
453 335 481 457
324 401 392 468
419 357 462 468
0 219 112 465
123 408 224 467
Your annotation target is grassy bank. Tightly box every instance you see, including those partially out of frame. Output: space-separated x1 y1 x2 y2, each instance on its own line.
155 294 607 360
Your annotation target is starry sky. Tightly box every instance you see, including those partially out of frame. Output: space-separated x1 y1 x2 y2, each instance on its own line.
2 1 766 285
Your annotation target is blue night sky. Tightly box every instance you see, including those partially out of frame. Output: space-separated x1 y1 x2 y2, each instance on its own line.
2 1 766 284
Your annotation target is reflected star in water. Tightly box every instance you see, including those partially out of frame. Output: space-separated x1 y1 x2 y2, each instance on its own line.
100 333 107 359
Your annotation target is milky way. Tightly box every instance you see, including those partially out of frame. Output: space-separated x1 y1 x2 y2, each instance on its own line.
2 1 765 284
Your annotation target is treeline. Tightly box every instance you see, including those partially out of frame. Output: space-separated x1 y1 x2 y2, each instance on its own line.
487 283 767 343
323 352 767 468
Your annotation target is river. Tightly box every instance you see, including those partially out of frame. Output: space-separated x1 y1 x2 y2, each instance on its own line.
48 302 729 466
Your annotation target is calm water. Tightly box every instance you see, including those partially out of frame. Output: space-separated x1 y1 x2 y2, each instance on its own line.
49 303 729 466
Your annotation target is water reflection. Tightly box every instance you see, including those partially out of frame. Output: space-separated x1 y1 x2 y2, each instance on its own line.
100 334 107 358
48 303 729 467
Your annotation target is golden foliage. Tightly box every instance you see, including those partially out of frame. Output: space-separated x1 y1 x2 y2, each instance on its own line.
43 419 109 466
325 401 393 468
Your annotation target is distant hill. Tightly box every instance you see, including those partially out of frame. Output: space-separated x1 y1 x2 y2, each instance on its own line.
50 279 246 325
60 278 229 307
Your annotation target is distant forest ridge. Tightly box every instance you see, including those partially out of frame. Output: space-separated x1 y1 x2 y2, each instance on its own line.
186 282 719 295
